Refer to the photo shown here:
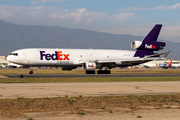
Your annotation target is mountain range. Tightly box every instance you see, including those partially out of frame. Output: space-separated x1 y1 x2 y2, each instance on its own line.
0 20 179 59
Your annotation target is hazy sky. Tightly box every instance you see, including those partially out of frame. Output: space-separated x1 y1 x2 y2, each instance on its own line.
1 0 180 42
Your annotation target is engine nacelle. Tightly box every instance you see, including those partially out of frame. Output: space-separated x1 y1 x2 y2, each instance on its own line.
84 62 96 71
131 41 142 50
131 41 165 51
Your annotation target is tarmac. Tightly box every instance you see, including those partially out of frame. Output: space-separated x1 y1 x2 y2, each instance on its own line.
4 73 180 78
1 81 180 99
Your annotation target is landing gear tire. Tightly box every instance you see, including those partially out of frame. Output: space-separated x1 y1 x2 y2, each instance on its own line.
20 74 24 78
29 71 33 74
97 70 111 74
86 70 95 74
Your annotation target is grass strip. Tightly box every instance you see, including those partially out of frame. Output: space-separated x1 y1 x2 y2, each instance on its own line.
1 94 180 118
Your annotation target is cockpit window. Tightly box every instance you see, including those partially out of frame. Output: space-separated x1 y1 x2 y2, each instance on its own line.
10 53 18 56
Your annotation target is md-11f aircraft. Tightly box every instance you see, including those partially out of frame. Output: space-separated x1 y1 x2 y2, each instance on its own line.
6 24 170 77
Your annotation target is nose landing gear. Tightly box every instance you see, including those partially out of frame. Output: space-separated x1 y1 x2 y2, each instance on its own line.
19 67 34 78
20 74 24 78
29 67 33 74
29 70 33 74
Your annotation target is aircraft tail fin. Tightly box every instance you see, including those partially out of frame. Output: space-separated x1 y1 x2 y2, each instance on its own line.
132 24 166 58
166 58 173 67
142 24 162 43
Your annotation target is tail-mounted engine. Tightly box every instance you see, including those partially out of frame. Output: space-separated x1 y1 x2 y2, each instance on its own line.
131 41 165 51
84 62 96 71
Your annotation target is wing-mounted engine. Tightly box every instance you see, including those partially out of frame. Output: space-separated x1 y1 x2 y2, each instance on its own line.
131 41 165 51
84 62 96 71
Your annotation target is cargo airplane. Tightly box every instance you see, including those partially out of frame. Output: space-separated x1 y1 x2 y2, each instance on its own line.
6 24 170 77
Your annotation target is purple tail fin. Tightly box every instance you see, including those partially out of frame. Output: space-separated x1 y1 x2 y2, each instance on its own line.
143 24 162 43
134 24 165 58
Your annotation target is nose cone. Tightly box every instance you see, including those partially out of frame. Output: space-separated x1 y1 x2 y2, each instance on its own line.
6 55 14 62
6 55 10 61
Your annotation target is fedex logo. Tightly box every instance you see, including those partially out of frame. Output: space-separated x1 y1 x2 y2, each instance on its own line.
88 65 95 68
40 51 70 61
145 44 156 49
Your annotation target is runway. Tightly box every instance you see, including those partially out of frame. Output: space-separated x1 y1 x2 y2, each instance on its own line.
4 73 180 78
1 81 180 99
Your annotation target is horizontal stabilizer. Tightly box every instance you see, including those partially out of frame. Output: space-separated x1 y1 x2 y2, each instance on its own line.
144 51 172 58
162 51 172 58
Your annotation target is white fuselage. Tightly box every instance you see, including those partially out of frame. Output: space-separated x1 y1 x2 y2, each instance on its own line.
6 48 136 67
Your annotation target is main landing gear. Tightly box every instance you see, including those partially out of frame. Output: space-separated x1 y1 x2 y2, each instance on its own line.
85 70 111 74
86 70 95 74
97 70 111 74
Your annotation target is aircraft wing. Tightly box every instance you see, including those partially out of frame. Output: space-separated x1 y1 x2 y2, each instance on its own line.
98 51 171 66
79 57 158 67
79 51 171 67
98 57 158 65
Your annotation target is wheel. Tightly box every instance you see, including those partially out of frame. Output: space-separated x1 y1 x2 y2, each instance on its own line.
97 70 111 74
86 70 95 74
20 74 24 78
107 70 111 74
97 70 102 74
29 71 33 74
